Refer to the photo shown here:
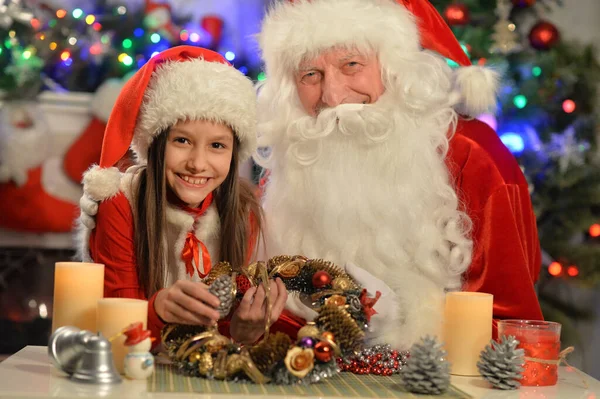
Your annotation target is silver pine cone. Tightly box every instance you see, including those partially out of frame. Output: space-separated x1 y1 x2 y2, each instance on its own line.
400 336 450 395
477 335 524 390
209 275 234 318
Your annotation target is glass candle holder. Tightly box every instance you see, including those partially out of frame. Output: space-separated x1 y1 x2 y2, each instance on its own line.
497 320 561 387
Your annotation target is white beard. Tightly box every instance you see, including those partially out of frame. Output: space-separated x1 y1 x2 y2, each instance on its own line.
255 88 473 350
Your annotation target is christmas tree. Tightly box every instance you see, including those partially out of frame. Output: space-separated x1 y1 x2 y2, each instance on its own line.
0 0 264 99
433 0 600 341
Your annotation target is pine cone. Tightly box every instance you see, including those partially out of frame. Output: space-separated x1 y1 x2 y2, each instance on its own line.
477 336 524 390
209 275 234 318
204 261 233 286
400 336 450 395
315 304 364 355
249 332 292 374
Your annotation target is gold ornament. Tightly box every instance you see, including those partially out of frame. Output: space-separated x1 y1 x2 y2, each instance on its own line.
284 347 315 378
268 254 307 279
321 331 335 343
198 352 213 376
297 322 320 339
188 351 202 363
331 277 352 291
325 294 346 307
278 260 304 278
315 304 365 354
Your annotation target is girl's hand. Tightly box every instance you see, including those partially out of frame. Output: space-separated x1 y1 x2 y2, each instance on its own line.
154 280 221 325
229 277 288 345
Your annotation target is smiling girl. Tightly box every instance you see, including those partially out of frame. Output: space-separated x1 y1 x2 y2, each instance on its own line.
77 46 288 346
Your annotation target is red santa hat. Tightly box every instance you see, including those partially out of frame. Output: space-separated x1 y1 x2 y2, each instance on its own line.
99 46 257 168
122 322 152 346
259 0 498 116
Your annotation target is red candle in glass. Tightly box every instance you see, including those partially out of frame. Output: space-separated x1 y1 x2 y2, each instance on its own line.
497 320 561 386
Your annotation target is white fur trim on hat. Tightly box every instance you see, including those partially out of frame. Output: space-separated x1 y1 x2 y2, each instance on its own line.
260 0 419 78
132 58 257 163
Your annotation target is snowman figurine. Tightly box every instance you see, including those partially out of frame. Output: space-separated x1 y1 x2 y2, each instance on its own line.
122 322 155 380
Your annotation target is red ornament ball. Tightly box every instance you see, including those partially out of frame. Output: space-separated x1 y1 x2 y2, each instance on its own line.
314 341 333 362
312 271 332 288
511 0 536 7
529 20 560 50
443 3 470 26
235 274 251 295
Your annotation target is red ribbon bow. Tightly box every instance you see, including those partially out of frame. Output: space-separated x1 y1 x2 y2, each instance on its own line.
182 232 212 278
360 289 382 322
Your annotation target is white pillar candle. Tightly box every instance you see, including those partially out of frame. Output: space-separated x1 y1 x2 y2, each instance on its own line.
51 262 104 334
96 298 148 374
443 292 493 376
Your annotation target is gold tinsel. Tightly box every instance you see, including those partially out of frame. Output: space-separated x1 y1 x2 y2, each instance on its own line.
315 304 364 354
249 332 293 374
161 324 208 354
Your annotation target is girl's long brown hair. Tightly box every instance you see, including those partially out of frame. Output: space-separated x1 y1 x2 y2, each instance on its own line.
133 128 263 297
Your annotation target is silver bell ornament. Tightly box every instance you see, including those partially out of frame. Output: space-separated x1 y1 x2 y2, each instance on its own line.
48 326 94 375
71 333 122 385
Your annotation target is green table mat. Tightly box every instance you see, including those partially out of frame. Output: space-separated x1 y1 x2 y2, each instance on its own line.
148 364 472 398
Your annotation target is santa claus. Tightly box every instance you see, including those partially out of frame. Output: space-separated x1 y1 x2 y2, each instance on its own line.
253 0 543 349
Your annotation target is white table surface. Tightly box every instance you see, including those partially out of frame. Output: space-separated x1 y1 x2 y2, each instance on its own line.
0 346 598 399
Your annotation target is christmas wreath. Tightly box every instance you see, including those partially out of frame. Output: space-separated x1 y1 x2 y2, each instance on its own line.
160 255 384 384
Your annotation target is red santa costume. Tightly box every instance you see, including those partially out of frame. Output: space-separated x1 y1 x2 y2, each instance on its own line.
75 46 303 345
254 0 543 350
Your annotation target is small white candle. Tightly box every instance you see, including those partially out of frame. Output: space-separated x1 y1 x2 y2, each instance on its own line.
97 298 148 374
51 262 104 333
443 292 493 376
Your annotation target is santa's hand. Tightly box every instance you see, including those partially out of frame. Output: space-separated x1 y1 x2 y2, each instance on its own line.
79 193 99 229
344 262 400 345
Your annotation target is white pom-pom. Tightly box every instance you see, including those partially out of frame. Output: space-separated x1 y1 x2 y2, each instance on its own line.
454 66 500 117
82 165 122 201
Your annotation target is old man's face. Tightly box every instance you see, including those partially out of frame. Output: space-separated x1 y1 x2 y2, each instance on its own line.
294 48 385 117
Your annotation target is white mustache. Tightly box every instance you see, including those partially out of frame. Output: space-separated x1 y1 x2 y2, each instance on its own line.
292 102 394 142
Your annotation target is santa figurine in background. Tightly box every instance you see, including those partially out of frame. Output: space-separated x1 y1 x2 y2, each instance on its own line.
122 322 155 380
0 78 123 233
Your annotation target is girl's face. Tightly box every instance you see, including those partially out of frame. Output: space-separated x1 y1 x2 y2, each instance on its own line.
165 119 234 208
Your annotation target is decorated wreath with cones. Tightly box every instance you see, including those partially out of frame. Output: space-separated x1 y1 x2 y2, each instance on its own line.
161 255 381 384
